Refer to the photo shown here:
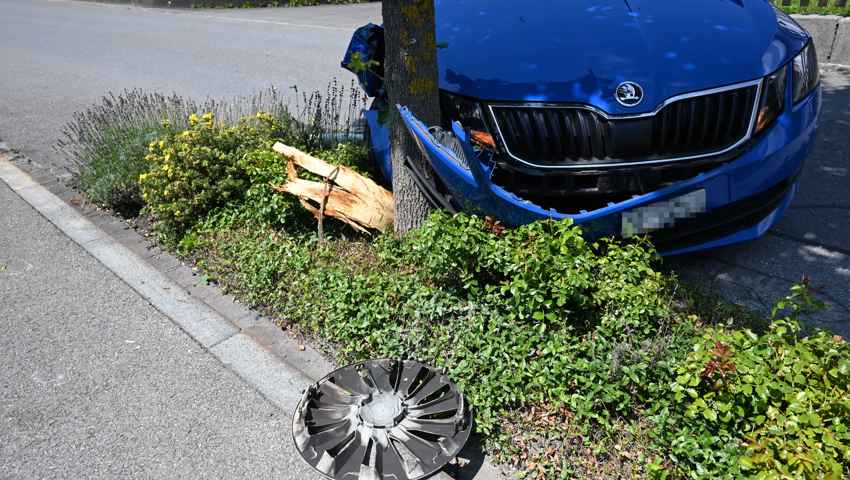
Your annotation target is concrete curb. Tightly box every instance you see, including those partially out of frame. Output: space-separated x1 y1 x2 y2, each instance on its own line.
793 14 850 66
0 154 308 382
0 149 503 480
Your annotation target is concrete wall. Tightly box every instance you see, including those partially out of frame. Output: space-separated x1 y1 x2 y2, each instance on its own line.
793 15 850 66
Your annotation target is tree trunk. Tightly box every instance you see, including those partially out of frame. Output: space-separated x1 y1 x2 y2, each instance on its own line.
382 0 441 236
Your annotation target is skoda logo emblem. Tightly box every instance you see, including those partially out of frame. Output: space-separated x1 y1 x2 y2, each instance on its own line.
615 81 644 107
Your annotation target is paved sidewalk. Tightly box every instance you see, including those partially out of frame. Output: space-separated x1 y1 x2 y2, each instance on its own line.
0 180 319 479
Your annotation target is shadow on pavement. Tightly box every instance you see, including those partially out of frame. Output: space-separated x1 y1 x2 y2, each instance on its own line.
667 66 850 338
437 433 492 479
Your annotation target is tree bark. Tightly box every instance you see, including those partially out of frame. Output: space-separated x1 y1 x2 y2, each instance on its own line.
382 0 441 236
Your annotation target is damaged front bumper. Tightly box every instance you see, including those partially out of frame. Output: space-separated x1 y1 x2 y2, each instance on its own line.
396 85 820 255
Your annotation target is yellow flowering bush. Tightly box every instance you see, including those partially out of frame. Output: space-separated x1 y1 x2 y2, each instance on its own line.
140 112 282 244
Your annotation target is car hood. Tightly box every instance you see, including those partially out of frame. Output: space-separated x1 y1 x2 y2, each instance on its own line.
435 0 809 115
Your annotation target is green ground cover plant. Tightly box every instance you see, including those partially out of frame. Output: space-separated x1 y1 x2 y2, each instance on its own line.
194 211 688 433
653 283 850 479
63 91 850 479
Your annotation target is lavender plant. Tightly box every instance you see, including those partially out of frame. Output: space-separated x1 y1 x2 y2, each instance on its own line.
56 81 367 216
56 90 202 215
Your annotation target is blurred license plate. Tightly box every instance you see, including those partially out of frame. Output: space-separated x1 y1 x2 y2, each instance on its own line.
621 189 707 237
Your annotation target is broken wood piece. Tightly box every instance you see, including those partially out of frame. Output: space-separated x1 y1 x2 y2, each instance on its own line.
271 142 394 233
273 179 373 233
274 142 392 204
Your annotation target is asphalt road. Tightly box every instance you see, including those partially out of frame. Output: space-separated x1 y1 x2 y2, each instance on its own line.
0 0 846 336
0 0 380 177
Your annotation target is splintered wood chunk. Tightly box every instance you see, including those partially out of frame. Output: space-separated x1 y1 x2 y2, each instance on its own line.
271 142 394 233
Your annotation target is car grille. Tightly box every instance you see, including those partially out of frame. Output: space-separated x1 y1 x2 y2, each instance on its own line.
489 84 759 168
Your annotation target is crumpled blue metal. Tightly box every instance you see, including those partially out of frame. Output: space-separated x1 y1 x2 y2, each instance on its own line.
341 23 385 98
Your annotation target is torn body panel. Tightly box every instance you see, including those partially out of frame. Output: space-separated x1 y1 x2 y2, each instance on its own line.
395 82 818 255
398 106 575 228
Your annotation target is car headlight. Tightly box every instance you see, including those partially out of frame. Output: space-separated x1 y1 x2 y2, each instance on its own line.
792 41 819 104
439 91 496 148
755 67 787 135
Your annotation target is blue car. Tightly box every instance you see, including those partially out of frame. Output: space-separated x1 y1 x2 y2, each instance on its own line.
343 0 821 255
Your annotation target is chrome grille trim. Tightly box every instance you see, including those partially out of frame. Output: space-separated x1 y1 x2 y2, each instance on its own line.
487 78 763 170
